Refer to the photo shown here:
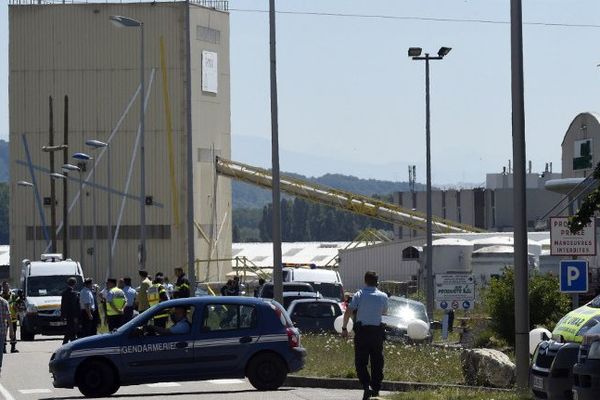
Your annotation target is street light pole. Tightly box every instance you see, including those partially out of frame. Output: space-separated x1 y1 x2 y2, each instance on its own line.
269 0 283 305
110 15 146 271
510 0 530 392
62 163 84 262
409 46 451 318
86 140 109 280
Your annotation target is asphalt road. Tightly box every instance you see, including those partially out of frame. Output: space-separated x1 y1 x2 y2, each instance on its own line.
0 336 378 400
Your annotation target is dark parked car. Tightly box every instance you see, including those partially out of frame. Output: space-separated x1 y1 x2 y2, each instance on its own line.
287 299 342 333
573 331 600 400
382 296 431 342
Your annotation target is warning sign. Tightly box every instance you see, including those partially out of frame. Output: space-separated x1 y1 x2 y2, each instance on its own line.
550 217 596 256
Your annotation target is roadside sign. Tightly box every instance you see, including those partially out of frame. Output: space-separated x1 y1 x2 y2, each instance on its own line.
559 260 588 293
435 274 475 310
550 217 596 256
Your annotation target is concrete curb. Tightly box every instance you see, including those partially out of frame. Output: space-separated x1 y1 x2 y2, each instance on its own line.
285 375 512 393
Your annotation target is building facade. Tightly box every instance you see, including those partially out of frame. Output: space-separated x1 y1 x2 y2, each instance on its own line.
393 169 562 238
9 1 232 283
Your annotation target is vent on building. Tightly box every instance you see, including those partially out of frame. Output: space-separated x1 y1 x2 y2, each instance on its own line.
311 255 328 262
252 256 268 262
197 26 221 44
231 248 243 256
318 243 338 248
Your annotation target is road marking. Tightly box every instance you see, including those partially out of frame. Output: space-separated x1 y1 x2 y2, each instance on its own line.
18 389 52 394
0 383 15 400
206 379 245 385
146 382 181 388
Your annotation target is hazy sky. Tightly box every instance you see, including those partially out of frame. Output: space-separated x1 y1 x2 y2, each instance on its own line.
3 0 600 184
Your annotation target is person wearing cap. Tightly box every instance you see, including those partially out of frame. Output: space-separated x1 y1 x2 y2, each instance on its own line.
341 271 388 400
105 278 126 331
79 278 96 338
61 277 80 344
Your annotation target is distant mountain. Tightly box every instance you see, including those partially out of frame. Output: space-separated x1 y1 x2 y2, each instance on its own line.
232 173 423 209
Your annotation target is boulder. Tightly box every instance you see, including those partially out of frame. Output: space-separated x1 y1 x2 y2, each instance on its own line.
460 348 515 388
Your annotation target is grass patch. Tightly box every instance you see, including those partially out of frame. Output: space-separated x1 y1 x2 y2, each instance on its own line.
297 333 464 384
385 388 529 400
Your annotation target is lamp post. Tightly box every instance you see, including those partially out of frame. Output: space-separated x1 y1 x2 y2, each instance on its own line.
62 163 83 262
408 46 451 318
49 172 68 257
110 15 146 271
85 139 111 279
75 149 97 278
17 181 36 258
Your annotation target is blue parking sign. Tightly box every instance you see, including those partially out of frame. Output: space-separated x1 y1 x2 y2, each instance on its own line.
559 260 588 293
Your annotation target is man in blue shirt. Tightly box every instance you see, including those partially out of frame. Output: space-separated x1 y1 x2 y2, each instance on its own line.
151 306 191 335
121 277 137 323
341 271 388 400
79 278 96 338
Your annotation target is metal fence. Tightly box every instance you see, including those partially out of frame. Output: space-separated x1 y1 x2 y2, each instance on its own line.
9 0 229 11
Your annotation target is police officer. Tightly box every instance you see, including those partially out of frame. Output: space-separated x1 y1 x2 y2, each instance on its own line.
79 278 96 338
61 277 80 344
147 274 169 328
341 271 388 400
105 278 126 331
173 267 191 299
0 282 18 353
138 270 152 312
121 277 137 323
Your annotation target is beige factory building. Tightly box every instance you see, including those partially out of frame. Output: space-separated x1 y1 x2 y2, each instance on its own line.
9 1 232 283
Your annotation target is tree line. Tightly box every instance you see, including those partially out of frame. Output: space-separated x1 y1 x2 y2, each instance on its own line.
233 197 393 242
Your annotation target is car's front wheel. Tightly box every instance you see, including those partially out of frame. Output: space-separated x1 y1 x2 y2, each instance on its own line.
76 360 120 398
247 352 287 391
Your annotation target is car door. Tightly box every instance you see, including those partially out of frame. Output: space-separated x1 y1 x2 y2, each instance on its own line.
119 303 199 382
194 303 259 377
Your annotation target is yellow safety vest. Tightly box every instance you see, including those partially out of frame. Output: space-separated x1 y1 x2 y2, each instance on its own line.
148 284 168 319
106 287 126 316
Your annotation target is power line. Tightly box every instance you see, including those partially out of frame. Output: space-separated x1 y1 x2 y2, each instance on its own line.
229 8 600 29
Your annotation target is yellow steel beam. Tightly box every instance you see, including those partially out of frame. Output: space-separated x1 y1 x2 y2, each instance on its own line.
216 157 484 234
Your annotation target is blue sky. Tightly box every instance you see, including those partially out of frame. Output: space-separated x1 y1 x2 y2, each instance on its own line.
3 0 600 183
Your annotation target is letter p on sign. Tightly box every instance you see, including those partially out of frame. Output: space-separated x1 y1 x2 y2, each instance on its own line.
560 260 588 293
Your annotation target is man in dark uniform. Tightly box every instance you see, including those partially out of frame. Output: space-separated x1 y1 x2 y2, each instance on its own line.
60 277 80 344
173 267 191 298
341 271 388 400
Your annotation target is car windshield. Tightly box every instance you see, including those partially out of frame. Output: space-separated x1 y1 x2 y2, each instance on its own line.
387 298 428 323
291 302 341 318
588 295 600 308
27 275 83 297
310 282 344 302
284 295 317 309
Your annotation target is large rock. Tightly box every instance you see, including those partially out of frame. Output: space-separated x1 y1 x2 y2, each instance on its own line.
460 348 515 388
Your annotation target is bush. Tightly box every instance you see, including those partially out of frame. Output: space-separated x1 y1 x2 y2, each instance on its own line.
483 268 571 345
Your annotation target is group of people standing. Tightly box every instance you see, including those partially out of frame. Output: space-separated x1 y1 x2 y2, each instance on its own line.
60 267 191 344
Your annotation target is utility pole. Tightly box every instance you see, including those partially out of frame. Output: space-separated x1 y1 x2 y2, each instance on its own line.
510 0 530 392
49 96 57 253
63 96 69 258
269 0 283 305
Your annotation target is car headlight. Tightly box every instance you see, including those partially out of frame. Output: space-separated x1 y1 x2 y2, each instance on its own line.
26 303 38 314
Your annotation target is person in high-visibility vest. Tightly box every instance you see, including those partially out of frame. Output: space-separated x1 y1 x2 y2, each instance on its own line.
147 275 169 328
0 282 18 353
105 278 126 332
173 267 191 299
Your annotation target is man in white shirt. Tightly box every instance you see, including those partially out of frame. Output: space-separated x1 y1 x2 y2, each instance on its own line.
122 277 137 323
79 278 96 338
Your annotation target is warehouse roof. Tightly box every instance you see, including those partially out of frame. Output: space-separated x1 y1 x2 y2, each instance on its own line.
232 242 354 268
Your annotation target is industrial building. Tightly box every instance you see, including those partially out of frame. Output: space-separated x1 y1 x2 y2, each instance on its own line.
9 1 232 283
393 168 562 239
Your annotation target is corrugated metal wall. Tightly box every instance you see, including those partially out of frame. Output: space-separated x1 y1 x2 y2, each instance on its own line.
339 241 420 292
9 2 231 284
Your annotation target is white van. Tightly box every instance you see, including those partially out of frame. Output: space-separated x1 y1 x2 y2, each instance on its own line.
282 267 344 302
19 254 84 340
